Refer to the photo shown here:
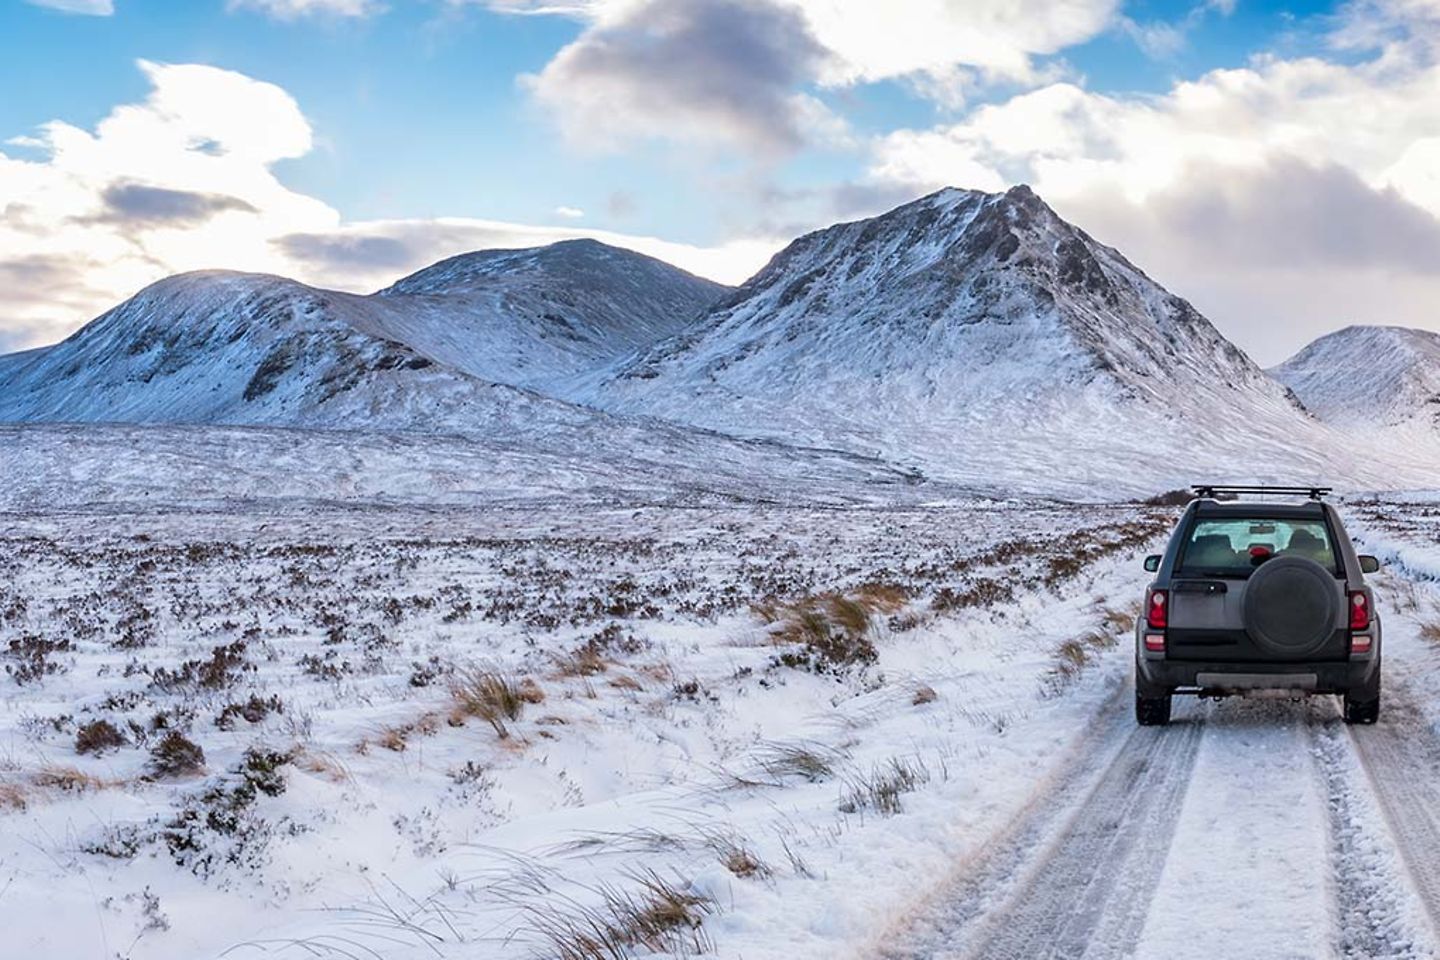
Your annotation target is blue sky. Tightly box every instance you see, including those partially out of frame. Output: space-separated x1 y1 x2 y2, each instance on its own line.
0 0 1339 242
3 0 1440 363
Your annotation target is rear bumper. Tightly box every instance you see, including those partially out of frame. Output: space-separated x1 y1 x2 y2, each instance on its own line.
1136 655 1379 696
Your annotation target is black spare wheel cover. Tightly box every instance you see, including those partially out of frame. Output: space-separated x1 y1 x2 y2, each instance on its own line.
1243 555 1340 657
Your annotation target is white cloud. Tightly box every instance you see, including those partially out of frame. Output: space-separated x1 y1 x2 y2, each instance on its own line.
227 0 382 19
0 61 775 350
862 45 1440 363
521 0 841 154
492 0 1118 85
781 0 1119 87
553 206 585 219
493 0 1118 151
22 0 113 14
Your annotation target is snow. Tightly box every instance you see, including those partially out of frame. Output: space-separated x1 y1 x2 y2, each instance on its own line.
568 187 1440 496
0 421 930 512
0 498 1169 960
0 240 723 430
1134 700 1333 959
1273 325 1440 429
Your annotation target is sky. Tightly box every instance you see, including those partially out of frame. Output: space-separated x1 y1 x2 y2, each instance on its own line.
1 0 1439 365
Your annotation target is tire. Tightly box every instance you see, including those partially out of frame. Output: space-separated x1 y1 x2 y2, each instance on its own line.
1343 691 1380 725
1243 556 1341 659
1136 691 1172 726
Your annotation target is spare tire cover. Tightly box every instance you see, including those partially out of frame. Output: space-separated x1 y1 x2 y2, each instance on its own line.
1243 555 1340 657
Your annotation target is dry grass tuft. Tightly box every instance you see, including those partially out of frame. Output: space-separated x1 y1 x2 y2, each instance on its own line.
1419 622 1440 646
853 582 911 613
554 644 610 678
525 870 715 960
1044 626 1120 696
1098 604 1137 634
703 831 772 880
450 669 529 739
911 683 939 706
377 725 410 752
0 781 28 811
766 593 880 674
34 765 109 793
840 756 930 817
754 740 844 784
295 749 352 784
1388 578 1422 614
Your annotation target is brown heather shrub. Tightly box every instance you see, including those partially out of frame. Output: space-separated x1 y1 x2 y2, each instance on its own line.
148 730 206 779
75 718 128 756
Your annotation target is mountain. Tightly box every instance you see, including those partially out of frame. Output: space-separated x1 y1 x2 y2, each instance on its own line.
0 240 725 431
0 270 583 433
8 191 1440 498
1272 325 1440 429
569 185 1361 493
370 239 727 389
0 265 928 505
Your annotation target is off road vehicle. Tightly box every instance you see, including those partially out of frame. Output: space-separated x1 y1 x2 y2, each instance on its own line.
1135 485 1382 726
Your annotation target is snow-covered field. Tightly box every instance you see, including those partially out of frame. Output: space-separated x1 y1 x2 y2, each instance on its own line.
0 494 1169 959
7 489 1440 960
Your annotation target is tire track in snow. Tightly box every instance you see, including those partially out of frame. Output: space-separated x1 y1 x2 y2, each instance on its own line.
876 696 1203 960
1310 702 1435 960
1346 690 1440 948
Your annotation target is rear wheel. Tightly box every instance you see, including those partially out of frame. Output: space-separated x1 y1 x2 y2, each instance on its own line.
1136 691 1172 726
1343 691 1380 725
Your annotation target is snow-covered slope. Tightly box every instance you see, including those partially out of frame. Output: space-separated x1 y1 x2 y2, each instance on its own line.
1272 325 1440 428
0 270 596 434
369 238 726 389
572 186 1405 492
0 240 726 429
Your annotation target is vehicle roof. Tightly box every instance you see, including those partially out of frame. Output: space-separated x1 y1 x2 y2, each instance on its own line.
1192 499 1328 519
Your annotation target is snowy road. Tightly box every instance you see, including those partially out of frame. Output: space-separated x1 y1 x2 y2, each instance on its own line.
880 684 1440 960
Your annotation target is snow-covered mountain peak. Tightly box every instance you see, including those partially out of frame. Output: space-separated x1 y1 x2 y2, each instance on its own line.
560 184 1341 492
1272 324 1440 427
0 236 732 427
380 237 722 300
595 183 1284 409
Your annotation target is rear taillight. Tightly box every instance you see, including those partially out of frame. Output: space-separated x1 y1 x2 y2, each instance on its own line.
1348 590 1370 631
1146 588 1168 630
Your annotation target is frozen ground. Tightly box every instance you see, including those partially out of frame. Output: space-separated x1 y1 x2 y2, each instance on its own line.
4 493 1440 959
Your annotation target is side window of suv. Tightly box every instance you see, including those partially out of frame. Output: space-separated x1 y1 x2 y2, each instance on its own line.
1178 518 1339 576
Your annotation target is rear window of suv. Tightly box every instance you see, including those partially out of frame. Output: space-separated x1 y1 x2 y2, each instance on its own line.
1177 517 1340 577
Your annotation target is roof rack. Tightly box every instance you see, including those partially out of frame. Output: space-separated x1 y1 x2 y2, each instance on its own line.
1192 485 1332 501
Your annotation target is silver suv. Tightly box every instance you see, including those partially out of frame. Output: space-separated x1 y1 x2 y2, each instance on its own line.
1135 485 1382 726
